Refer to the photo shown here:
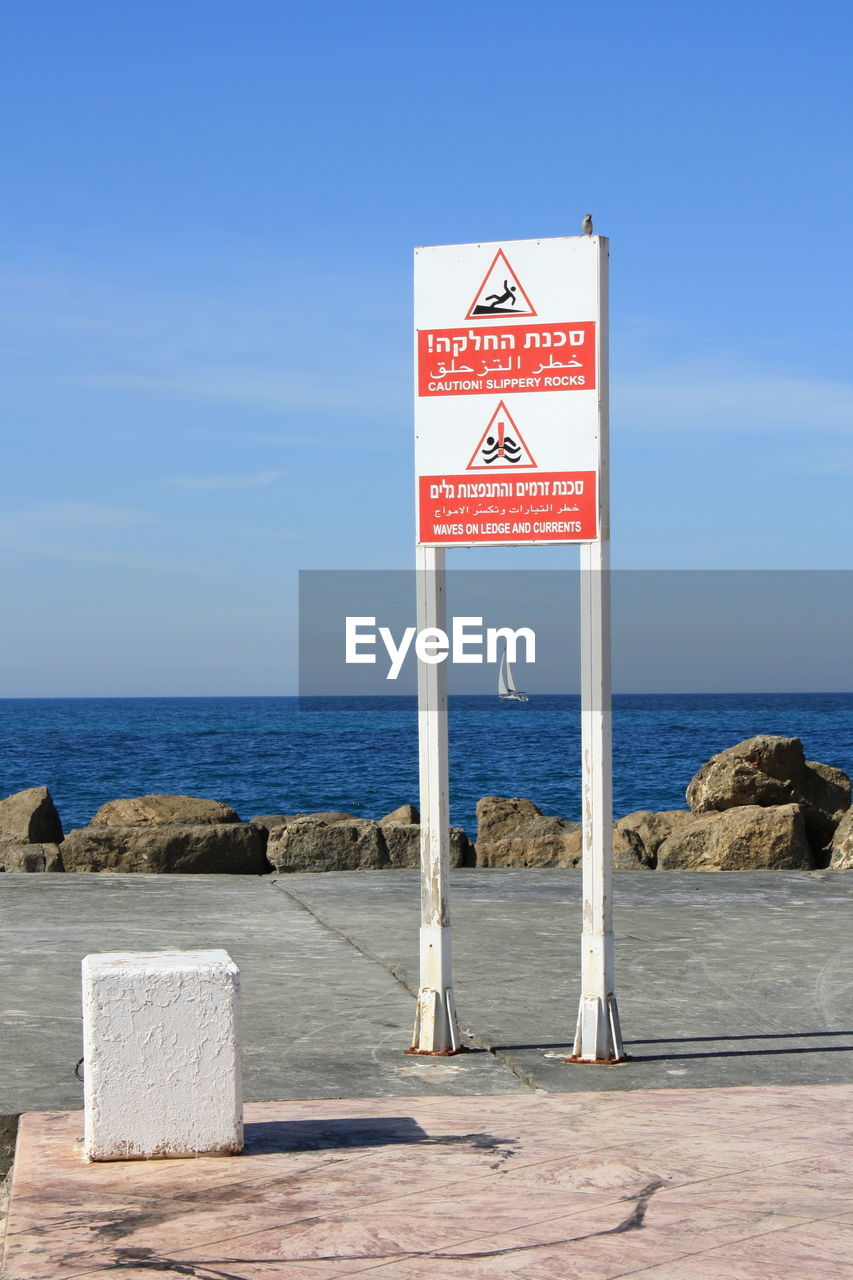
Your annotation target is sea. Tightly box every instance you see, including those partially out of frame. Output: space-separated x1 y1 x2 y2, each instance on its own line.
1 694 851 837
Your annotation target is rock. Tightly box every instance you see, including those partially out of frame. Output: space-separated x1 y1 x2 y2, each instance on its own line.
803 761 852 849
657 804 812 871
0 786 63 846
90 794 241 827
479 823 649 870
476 798 682 870
829 810 853 869
266 815 387 873
379 804 420 825
475 796 582 869
3 843 64 873
615 811 696 869
60 823 268 874
263 810 474 871
449 827 476 868
381 823 474 868
685 736 850 855
378 823 417 866
611 825 653 870
478 829 583 868
250 812 358 840
303 811 360 823
250 814 293 836
476 796 566 843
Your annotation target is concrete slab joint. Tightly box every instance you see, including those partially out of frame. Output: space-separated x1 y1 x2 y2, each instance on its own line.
81 948 243 1161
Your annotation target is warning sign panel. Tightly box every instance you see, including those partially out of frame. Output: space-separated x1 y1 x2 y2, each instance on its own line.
466 249 537 318
418 472 597 544
415 235 604 546
418 321 595 397
466 401 536 470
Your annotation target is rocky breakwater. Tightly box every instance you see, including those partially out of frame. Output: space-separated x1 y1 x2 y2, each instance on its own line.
657 734 850 870
474 796 691 870
0 790 477 875
60 795 269 874
475 797 583 868
259 804 475 872
476 736 851 872
2 735 849 875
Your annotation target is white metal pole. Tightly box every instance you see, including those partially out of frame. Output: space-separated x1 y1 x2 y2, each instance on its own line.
572 235 625 1063
409 543 461 1053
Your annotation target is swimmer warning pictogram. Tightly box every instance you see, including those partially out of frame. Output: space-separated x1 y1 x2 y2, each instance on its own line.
466 401 537 470
466 249 537 319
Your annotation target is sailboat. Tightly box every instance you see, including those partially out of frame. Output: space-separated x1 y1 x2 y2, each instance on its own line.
498 646 529 702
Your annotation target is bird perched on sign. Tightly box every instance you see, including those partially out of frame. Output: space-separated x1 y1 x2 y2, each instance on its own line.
582 214 593 236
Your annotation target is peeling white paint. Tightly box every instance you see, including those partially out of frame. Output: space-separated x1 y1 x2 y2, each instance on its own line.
572 243 625 1064
411 545 461 1053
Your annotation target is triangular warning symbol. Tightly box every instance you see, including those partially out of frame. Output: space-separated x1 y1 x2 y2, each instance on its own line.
466 249 537 320
466 401 537 470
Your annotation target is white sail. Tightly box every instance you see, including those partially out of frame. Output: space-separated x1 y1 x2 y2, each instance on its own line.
498 646 528 700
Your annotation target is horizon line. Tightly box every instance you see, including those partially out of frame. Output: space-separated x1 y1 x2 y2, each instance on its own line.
1 691 851 702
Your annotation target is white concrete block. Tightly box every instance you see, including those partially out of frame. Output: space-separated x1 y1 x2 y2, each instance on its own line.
82 949 243 1161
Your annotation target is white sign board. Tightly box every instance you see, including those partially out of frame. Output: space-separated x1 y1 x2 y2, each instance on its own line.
414 236 603 546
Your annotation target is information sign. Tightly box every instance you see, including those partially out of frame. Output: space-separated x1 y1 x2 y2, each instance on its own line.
409 231 622 1066
415 237 602 546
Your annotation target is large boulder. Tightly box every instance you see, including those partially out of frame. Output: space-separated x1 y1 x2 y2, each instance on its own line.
477 830 583 868
377 804 472 867
685 736 850 855
476 796 571 843
615 810 696 869
90 794 241 827
804 762 852 846
266 815 388 873
657 804 812 871
380 823 474 869
829 810 853 869
263 810 474 872
611 824 654 870
250 814 294 834
476 796 582 867
475 795 657 869
3 843 64 873
479 817 675 871
252 811 368 838
379 804 420 825
0 787 63 847
61 823 268 873
251 812 353 839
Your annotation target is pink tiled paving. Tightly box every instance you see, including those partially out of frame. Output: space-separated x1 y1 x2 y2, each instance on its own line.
3 1084 852 1279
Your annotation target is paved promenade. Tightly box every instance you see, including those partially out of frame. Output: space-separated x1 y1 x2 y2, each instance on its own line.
6 1084 853 1278
1 870 851 1111
1 870 852 1277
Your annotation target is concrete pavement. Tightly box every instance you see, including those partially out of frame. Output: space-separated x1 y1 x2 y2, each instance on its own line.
2 869 852 1278
1 868 851 1117
5 1085 853 1278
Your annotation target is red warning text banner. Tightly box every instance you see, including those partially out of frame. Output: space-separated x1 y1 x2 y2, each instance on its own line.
419 471 597 544
418 322 595 397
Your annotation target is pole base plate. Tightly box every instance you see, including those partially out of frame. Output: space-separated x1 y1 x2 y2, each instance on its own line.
409 986 462 1054
571 993 627 1063
403 1045 469 1057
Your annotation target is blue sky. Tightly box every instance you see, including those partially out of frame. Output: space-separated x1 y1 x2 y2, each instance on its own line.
1 0 851 695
